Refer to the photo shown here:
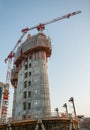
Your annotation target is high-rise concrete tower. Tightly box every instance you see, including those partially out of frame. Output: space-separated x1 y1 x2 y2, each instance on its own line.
11 33 52 120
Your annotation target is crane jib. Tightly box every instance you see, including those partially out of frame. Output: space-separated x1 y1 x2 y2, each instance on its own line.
5 10 81 62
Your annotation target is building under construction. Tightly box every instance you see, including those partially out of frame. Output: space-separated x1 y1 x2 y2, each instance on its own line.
0 11 81 130
11 33 51 120
0 33 79 130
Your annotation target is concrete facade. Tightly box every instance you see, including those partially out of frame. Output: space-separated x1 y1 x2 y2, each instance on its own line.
11 33 52 120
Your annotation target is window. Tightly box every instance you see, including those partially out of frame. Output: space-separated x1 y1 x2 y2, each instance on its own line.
23 102 26 110
24 72 28 78
28 81 31 87
24 81 27 88
29 63 31 68
23 91 27 98
28 91 31 97
29 72 31 76
28 103 31 109
25 64 28 70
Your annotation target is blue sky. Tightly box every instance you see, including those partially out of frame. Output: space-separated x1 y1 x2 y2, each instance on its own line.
0 0 90 117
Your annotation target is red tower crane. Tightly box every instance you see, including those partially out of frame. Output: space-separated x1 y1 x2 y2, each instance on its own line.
2 10 81 122
4 10 81 63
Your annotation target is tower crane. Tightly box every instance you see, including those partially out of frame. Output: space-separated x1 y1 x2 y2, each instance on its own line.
4 10 81 63
1 10 81 122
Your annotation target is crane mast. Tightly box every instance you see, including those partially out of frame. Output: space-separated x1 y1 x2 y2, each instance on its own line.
1 10 81 122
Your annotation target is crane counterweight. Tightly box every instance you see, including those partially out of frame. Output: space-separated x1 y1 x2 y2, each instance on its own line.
21 27 30 33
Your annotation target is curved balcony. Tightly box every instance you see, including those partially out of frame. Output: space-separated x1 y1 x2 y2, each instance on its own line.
14 33 52 64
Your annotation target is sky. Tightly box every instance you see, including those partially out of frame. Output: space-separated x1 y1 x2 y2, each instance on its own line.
0 0 90 117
